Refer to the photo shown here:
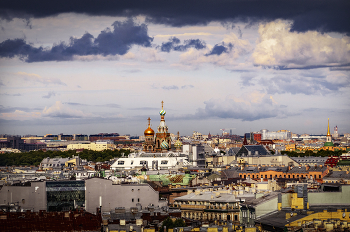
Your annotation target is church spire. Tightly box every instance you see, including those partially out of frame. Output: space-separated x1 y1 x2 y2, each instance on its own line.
327 118 331 136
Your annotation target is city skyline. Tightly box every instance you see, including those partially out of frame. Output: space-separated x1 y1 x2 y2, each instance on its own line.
0 0 349 136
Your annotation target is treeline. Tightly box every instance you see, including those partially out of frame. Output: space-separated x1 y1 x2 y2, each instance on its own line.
0 149 131 166
281 149 347 157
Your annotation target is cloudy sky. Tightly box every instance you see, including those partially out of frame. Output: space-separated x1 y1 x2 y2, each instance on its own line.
0 0 349 137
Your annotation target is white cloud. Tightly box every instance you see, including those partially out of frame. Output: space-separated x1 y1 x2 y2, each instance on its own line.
253 20 350 69
73 54 120 61
15 72 66 86
193 91 287 121
137 47 165 62
154 32 213 38
0 110 41 120
42 101 93 118
179 33 252 68
259 69 350 95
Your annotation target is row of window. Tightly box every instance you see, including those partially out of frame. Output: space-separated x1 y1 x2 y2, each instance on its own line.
240 174 322 179
131 198 140 202
117 160 168 165
42 163 64 167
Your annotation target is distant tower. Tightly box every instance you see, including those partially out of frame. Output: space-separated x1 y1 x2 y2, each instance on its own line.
324 118 334 147
155 101 171 152
333 125 339 138
174 131 183 152
143 117 155 152
243 134 248 145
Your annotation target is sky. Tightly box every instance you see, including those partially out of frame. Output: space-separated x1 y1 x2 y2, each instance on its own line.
0 0 349 137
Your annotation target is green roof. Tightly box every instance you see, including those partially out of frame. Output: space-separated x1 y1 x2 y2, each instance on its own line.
324 141 334 147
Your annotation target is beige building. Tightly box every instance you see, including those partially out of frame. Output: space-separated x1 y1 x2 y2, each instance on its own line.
67 141 116 151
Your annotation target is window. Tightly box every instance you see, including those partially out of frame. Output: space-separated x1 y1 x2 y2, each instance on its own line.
131 189 134 192
138 198 140 202
131 161 134 165
161 160 168 165
132 198 134 202
118 161 124 165
140 161 147 165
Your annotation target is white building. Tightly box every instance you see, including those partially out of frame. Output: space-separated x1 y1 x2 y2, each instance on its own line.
110 151 189 170
261 129 292 140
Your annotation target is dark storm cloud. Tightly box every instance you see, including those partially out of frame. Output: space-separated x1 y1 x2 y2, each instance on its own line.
0 19 153 62
205 43 233 56
160 37 206 52
0 0 349 34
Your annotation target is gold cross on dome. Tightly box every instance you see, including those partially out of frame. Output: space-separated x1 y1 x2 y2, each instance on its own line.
161 100 164 109
147 117 151 126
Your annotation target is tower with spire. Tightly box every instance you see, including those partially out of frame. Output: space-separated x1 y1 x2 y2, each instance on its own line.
143 117 155 152
174 131 183 152
324 118 334 147
155 101 171 152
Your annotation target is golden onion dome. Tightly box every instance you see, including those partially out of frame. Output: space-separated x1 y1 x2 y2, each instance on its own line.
144 117 155 136
144 126 154 136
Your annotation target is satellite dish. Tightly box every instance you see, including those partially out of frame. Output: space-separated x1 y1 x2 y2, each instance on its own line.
343 212 346 218
290 212 293 217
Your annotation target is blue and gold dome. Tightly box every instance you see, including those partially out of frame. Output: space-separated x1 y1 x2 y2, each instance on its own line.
159 109 166 116
160 140 169 150
159 100 166 116
174 139 182 148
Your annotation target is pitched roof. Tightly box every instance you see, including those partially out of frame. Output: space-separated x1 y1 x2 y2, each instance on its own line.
236 145 270 157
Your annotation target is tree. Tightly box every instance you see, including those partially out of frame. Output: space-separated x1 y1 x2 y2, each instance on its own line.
159 217 174 232
159 217 186 232
173 218 186 227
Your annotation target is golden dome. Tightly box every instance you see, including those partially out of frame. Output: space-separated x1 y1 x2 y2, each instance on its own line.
144 126 155 136
144 117 154 136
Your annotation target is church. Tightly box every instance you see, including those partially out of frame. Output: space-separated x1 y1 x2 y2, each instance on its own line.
143 101 182 153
